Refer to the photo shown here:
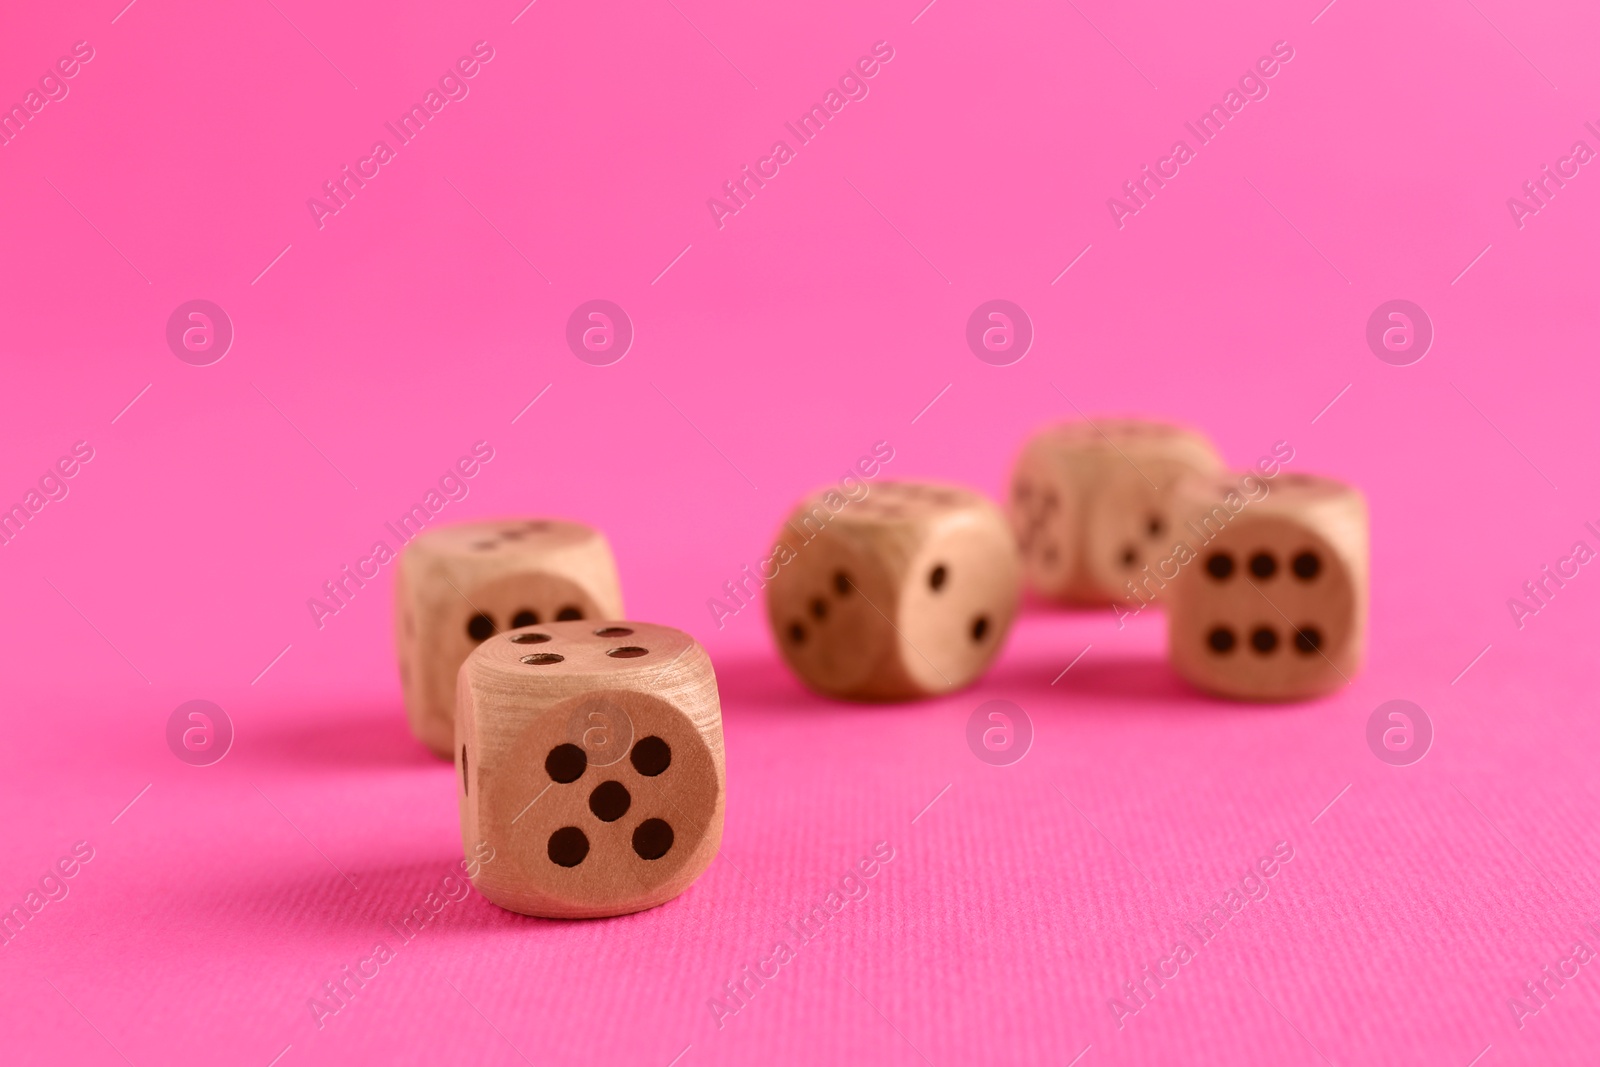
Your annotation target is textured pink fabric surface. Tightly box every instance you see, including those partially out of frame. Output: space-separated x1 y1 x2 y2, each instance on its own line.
3 0 1599 1064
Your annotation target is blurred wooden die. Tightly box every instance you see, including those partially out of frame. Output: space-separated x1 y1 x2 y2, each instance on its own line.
1009 419 1223 604
395 519 624 756
765 481 1020 700
457 620 723 918
1165 472 1368 701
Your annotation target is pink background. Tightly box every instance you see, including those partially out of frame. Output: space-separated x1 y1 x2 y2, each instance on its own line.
3 0 1599 1063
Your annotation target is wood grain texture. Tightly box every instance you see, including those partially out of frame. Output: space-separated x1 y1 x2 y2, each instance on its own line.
457 620 724 919
765 481 1020 700
1166 472 1368 702
395 519 624 757
1009 419 1223 604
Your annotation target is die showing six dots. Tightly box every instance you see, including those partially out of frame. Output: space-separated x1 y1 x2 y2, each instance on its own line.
459 523 596 640
1202 548 1325 658
467 604 587 641
397 518 626 761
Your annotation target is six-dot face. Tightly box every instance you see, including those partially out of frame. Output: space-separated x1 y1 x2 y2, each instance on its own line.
1168 502 1362 701
442 569 604 692
458 621 723 918
396 519 625 757
1191 525 1347 664
454 522 608 641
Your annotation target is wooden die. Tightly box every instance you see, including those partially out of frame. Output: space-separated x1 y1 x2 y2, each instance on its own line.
395 519 624 757
1165 472 1368 701
1009 419 1223 604
457 620 724 919
764 481 1020 700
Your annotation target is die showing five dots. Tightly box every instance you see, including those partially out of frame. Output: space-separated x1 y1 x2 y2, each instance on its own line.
457 620 724 919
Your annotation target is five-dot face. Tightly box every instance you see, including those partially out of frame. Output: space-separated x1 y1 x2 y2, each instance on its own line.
461 621 723 916
1172 514 1357 700
539 729 679 867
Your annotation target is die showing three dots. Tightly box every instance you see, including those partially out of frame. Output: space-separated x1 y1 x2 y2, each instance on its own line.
764 481 1020 700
